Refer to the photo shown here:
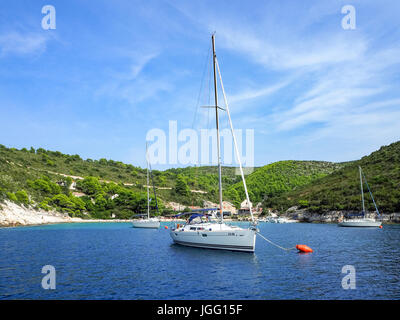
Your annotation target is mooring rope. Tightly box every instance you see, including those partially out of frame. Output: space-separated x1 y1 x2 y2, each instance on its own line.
256 232 296 251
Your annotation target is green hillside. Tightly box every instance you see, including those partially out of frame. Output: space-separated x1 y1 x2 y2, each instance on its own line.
3 141 398 219
224 160 345 208
0 144 243 217
263 141 400 214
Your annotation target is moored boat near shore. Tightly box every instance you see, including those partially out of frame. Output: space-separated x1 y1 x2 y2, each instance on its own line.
338 166 382 228
132 143 160 229
169 34 257 252
170 211 256 252
338 218 381 227
132 217 160 229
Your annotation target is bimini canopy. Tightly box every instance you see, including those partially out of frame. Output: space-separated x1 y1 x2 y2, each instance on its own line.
345 212 365 217
188 213 206 223
171 208 219 218
171 212 192 218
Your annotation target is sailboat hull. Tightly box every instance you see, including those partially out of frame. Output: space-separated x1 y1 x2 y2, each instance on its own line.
170 226 256 252
132 218 160 229
338 219 382 227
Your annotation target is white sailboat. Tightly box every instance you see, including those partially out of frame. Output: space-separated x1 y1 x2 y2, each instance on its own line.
170 34 258 252
259 216 296 223
338 166 382 227
132 144 160 229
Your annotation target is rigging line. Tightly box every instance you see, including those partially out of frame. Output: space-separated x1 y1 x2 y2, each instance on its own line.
361 169 381 217
215 57 255 223
257 232 296 251
191 41 211 187
191 40 212 130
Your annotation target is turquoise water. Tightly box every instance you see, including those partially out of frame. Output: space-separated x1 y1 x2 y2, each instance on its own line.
0 222 399 299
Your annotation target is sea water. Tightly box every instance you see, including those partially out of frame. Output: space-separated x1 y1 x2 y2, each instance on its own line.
1 222 399 299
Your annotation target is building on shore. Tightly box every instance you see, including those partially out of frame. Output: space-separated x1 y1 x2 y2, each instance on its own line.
203 200 237 215
238 199 263 215
166 202 186 211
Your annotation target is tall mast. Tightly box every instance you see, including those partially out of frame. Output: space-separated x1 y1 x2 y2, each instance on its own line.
359 166 365 216
148 161 159 215
212 34 224 223
146 143 150 219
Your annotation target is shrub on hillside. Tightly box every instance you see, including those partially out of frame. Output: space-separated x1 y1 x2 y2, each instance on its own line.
15 190 29 205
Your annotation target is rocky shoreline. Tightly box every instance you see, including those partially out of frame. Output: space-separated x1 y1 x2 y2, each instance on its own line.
0 200 84 227
0 200 183 227
282 206 400 223
2 201 400 227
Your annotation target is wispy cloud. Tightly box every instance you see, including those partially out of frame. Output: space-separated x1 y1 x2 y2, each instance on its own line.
95 50 173 106
169 0 400 162
219 29 368 70
0 31 49 57
229 78 292 104
110 51 160 81
275 45 400 131
1 0 399 166
96 74 173 106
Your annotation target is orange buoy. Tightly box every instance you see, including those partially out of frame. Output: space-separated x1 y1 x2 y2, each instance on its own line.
296 244 313 253
379 225 383 229
164 226 169 229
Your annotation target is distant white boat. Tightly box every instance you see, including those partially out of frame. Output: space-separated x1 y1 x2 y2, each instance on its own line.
132 217 160 229
132 143 160 229
338 166 382 228
258 216 297 223
338 218 381 227
169 34 258 252
276 217 298 223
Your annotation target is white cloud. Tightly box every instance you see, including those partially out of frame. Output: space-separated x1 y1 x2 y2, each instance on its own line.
228 78 292 105
130 53 158 78
111 51 160 81
169 0 400 162
96 75 173 105
0 31 49 56
217 28 368 70
94 49 173 105
274 45 400 131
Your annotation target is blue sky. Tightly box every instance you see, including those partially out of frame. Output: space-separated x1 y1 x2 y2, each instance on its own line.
0 0 399 169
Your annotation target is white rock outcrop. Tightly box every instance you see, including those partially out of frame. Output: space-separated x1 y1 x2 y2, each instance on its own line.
0 200 81 227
